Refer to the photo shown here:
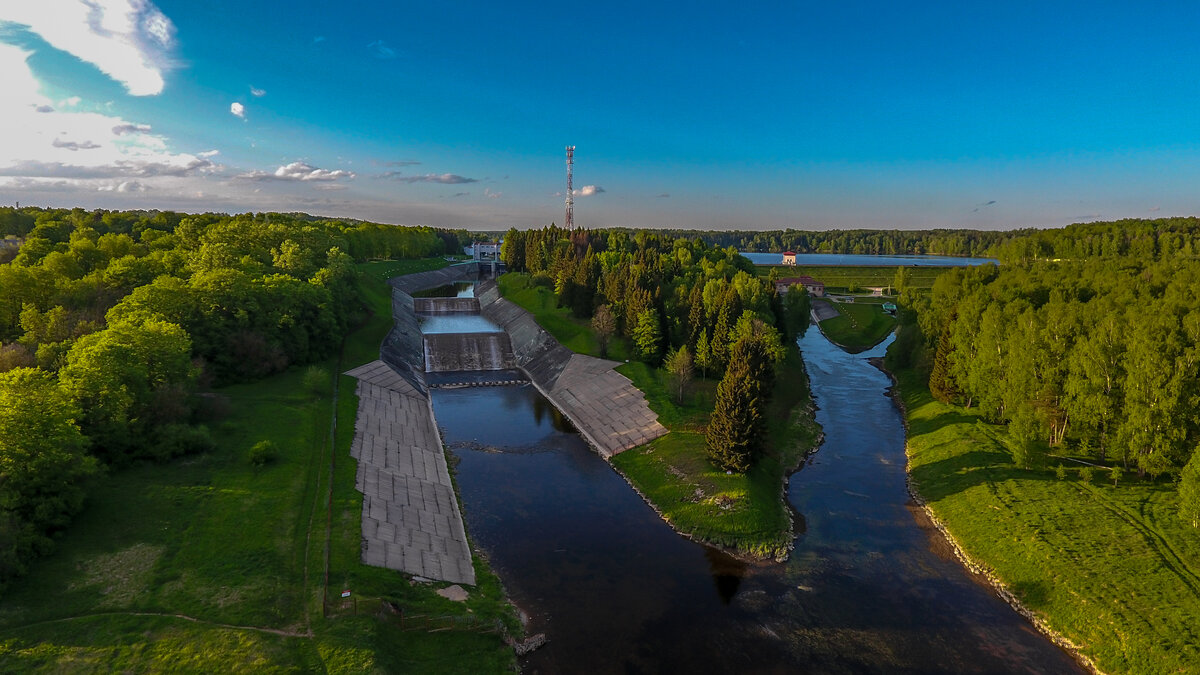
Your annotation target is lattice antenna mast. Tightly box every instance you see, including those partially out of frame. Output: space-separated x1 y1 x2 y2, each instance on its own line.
565 145 575 229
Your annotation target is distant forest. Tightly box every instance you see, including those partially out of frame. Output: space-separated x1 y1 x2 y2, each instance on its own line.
0 206 450 592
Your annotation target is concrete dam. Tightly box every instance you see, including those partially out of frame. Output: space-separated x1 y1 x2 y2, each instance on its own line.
416 296 520 374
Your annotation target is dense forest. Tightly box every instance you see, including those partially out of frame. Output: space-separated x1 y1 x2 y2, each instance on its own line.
633 227 1014 257
500 225 809 471
893 216 1200 520
0 206 448 593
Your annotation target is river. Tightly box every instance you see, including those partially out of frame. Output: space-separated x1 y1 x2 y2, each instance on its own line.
427 327 1081 673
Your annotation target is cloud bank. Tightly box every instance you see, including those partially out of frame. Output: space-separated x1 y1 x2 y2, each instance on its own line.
0 0 176 96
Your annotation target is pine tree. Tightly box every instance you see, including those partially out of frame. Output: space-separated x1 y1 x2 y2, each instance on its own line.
929 327 957 403
633 309 662 365
695 328 712 379
706 363 759 473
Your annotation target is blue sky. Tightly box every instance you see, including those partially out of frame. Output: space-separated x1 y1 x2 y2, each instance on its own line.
2 1 1199 230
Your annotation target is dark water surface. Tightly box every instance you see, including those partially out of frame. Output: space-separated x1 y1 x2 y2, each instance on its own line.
430 333 1082 674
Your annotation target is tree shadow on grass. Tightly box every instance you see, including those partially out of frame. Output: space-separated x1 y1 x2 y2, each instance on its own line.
910 449 1060 503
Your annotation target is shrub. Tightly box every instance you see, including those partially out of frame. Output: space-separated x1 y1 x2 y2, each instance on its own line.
1079 466 1094 485
248 440 278 468
154 424 216 460
1055 464 1066 480
302 365 329 396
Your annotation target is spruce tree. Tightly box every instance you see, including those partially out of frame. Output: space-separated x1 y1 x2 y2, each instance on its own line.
706 362 759 473
929 327 957 403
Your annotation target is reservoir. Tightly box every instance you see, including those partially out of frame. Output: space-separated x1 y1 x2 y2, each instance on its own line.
427 325 1083 673
741 252 997 266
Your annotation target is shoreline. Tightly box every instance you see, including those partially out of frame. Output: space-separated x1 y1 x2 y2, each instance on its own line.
867 355 1102 675
606 343 825 563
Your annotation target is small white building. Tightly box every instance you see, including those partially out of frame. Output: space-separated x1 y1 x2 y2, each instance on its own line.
472 241 501 261
782 251 797 265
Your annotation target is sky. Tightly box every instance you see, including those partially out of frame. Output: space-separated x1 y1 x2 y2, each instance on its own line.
1 1 1199 231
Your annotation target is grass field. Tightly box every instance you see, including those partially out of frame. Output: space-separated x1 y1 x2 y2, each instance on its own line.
0 256 519 673
890 357 1200 675
495 273 633 361
817 301 896 351
495 272 821 558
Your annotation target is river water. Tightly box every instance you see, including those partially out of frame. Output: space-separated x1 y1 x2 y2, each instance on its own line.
427 323 1080 673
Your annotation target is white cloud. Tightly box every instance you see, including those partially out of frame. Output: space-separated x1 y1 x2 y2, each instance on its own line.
367 40 395 59
97 180 149 192
237 161 355 182
250 86 265 97
230 101 245 118
198 149 219 158
577 185 605 196
0 0 176 96
111 122 151 135
380 172 477 184
0 43 218 193
484 188 502 199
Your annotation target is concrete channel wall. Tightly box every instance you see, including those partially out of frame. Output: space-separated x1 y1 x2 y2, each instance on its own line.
380 263 482 393
475 280 668 457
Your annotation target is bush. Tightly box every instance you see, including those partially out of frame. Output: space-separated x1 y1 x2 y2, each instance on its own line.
1079 466 1094 485
1055 464 1066 480
153 424 216 460
302 365 329 396
248 440 278 468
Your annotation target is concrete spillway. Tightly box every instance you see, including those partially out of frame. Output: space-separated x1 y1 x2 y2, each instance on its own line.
423 332 518 372
413 297 480 314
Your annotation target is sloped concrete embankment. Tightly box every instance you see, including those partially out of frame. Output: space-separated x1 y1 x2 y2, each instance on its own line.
343 263 483 585
380 263 480 393
475 280 668 458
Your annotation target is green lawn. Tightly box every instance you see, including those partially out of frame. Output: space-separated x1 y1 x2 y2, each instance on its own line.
613 349 820 558
493 272 820 558
892 360 1200 675
0 256 518 673
817 301 896 350
496 273 633 360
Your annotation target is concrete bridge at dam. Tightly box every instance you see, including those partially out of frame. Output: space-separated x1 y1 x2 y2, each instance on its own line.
343 264 668 585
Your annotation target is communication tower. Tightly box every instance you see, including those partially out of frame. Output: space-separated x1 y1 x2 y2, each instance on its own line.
565 145 575 229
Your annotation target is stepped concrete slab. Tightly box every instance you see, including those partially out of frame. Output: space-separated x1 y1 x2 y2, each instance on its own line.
423 332 517 372
474 280 668 457
344 360 475 585
413 297 480 314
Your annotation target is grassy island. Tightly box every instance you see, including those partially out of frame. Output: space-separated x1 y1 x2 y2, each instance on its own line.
889 355 1200 675
497 272 821 559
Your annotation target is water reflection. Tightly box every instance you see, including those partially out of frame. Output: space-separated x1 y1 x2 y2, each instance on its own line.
429 335 1084 674
412 281 475 297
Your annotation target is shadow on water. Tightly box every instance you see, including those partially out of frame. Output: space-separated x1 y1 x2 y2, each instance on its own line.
429 331 1085 674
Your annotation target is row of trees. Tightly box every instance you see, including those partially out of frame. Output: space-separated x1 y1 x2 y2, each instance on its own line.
643 227 1010 258
501 225 808 471
0 206 447 593
895 219 1200 518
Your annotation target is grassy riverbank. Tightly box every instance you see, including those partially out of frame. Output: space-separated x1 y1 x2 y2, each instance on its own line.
889 356 1200 674
496 272 821 558
816 301 896 351
0 257 519 673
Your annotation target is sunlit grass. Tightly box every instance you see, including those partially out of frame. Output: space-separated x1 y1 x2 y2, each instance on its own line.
818 301 896 350
0 256 519 673
893 362 1200 675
